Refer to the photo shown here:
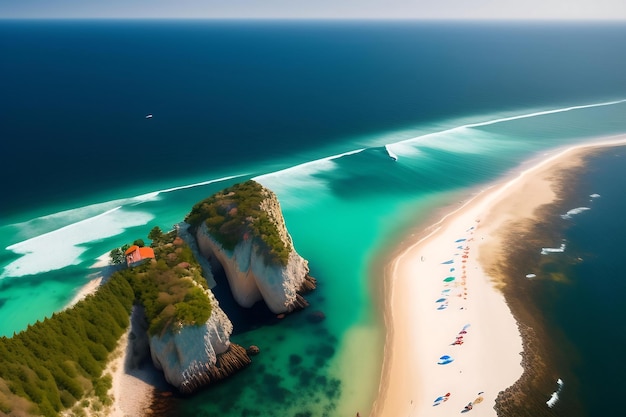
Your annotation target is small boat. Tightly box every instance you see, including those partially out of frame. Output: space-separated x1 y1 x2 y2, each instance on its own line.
145 114 153 119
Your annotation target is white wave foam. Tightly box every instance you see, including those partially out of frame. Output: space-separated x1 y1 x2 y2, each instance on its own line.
1 207 154 279
541 243 566 255
590 193 601 198
561 207 591 219
546 378 564 408
156 174 247 194
384 142 425 158
466 99 626 129
253 148 365 194
386 98 626 153
384 144 398 161
4 175 246 246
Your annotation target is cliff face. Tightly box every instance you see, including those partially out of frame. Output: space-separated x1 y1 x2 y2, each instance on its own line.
194 186 315 314
149 290 250 394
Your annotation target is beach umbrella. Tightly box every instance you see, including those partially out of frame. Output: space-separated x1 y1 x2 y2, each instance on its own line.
437 355 454 365
436 298 447 303
442 260 454 264
443 277 455 282
455 238 466 242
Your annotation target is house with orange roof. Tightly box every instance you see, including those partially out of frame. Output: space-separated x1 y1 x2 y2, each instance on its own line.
125 245 155 267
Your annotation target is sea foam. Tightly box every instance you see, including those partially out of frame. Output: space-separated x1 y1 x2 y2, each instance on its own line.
546 378 564 408
386 98 626 156
561 207 591 219
1 207 153 279
254 148 365 198
541 243 566 255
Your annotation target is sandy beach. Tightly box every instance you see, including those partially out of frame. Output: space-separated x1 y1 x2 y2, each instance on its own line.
372 135 626 417
106 309 160 417
62 255 160 417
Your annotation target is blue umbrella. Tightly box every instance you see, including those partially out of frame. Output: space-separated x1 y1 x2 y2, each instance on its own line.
436 298 447 303
438 355 454 365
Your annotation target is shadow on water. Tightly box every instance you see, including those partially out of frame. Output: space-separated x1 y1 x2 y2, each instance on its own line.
149 256 342 417
207 257 282 334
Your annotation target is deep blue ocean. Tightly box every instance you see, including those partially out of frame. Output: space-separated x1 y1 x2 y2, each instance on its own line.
1 20 626 416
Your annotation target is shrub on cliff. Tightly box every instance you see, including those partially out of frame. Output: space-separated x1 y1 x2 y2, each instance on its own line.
126 229 212 336
185 180 291 266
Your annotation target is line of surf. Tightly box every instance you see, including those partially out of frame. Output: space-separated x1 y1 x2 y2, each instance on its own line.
388 98 626 149
149 174 248 195
3 174 249 244
253 148 366 184
5 207 123 252
1 205 156 279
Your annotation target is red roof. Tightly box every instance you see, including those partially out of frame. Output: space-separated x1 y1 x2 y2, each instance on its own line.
125 245 139 255
138 247 155 259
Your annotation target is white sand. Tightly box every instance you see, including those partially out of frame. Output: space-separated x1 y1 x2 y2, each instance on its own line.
65 254 118 309
372 136 626 417
106 329 156 417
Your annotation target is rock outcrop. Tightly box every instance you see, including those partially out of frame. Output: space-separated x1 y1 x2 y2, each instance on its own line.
149 290 250 394
193 183 316 314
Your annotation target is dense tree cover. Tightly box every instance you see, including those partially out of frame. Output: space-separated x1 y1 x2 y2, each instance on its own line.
0 274 134 416
185 180 291 266
124 229 212 336
0 226 214 415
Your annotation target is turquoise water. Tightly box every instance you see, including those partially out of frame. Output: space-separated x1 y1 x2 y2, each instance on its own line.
2 21 626 416
3 100 626 416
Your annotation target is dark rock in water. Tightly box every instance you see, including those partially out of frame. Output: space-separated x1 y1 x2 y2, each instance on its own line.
179 344 251 394
247 345 260 356
298 275 317 294
287 293 309 312
307 311 326 323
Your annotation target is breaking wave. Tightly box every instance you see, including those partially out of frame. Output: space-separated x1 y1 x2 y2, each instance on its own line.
546 378 564 408
1 207 154 279
0 175 246 279
561 207 591 219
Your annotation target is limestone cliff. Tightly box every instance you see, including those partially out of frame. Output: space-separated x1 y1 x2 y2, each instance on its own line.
188 180 317 314
149 290 250 394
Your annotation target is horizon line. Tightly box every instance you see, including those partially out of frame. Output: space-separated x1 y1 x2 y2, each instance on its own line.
2 17 626 22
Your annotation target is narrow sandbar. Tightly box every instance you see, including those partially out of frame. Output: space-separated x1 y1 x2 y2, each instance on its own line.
372 135 626 417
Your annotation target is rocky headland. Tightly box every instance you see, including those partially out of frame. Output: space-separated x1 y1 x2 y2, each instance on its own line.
187 180 317 314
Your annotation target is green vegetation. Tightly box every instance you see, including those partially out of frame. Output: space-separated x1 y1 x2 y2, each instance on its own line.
0 274 134 417
0 225 214 415
108 244 128 265
185 180 291 266
124 229 212 336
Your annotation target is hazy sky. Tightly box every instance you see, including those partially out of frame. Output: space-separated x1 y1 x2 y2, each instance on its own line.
1 0 625 20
